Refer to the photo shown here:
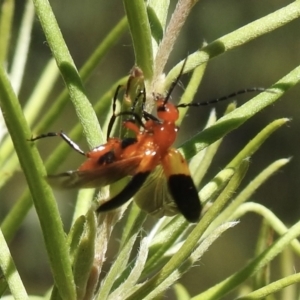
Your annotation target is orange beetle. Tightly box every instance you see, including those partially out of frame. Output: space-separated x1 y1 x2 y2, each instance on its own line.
30 59 264 222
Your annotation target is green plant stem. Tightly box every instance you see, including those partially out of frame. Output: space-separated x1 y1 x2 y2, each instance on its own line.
146 222 238 300
208 158 290 234
0 16 127 186
142 219 189 277
0 229 28 299
176 61 207 126
194 220 300 300
232 202 300 256
34 16 127 135
188 109 218 187
165 1 300 86
236 272 300 300
0 190 31 243
119 203 147 250
96 210 145 300
104 205 148 293
253 219 272 290
126 160 249 300
173 283 191 300
0 15 128 240
123 0 153 80
0 77 126 243
0 67 76 299
32 0 102 148
153 0 197 80
0 58 59 172
181 59 300 160
279 248 296 300
227 119 289 169
0 0 14 64
9 0 34 95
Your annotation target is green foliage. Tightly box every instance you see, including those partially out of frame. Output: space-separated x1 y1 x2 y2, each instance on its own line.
0 0 300 299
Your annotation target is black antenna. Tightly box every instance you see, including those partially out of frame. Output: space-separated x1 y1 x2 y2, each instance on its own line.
107 85 123 140
163 58 188 105
107 107 146 140
131 88 146 113
107 84 150 140
176 87 266 108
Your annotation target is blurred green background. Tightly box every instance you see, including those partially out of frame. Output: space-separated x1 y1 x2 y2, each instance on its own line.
1 0 300 298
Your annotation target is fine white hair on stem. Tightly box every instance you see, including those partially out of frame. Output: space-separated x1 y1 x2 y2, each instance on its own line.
152 0 198 92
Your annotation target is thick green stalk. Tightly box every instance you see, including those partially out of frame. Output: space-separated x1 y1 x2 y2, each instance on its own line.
0 67 76 300
0 16 128 180
32 0 102 148
123 0 153 79
0 78 126 243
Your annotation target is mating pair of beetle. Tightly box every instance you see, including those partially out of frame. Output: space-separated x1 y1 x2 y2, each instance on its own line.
31 60 264 223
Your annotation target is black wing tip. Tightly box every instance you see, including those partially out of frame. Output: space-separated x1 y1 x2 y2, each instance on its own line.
168 174 202 223
96 171 151 214
96 202 113 213
184 211 201 223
